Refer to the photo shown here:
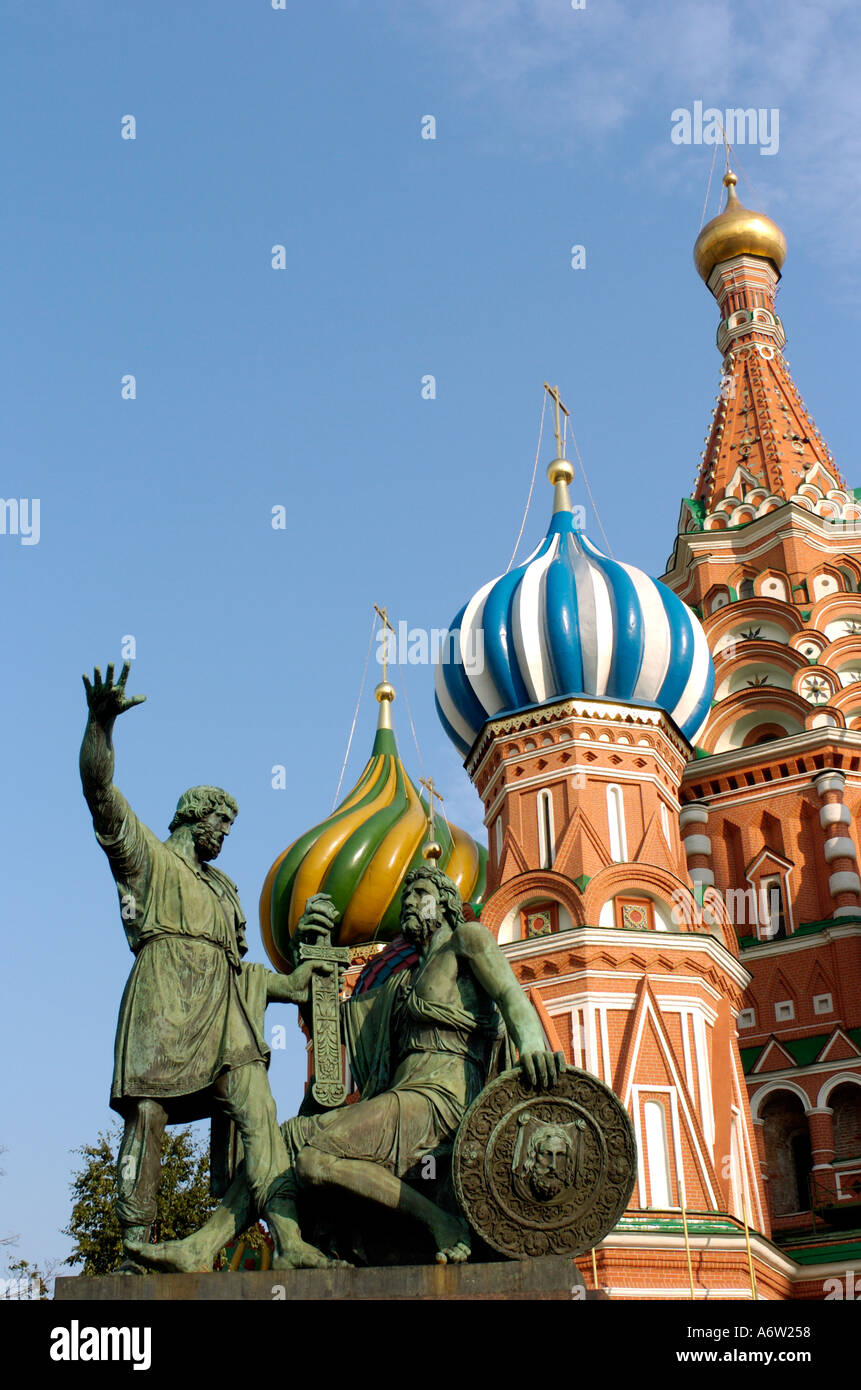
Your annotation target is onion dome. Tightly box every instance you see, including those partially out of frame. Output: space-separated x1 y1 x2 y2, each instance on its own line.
694 171 787 282
260 682 487 967
435 457 715 759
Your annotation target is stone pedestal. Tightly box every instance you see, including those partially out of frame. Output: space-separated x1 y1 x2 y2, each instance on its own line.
55 1255 601 1302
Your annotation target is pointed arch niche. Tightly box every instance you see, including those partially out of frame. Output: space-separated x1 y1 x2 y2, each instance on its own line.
606 783 628 863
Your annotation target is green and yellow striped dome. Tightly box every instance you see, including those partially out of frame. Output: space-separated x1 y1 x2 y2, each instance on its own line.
260 684 487 968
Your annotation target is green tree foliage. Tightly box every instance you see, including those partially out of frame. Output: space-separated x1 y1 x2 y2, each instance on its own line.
5 1258 52 1299
63 1125 218 1275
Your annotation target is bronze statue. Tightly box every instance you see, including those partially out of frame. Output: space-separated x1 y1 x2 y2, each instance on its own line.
79 663 336 1272
126 860 566 1271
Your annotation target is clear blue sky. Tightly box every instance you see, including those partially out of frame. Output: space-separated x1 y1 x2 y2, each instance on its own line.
2 0 860 1275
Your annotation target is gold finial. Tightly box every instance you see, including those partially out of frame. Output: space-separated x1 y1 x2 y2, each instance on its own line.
693 167 787 283
419 776 444 861
374 678 395 729
543 382 575 513
373 604 397 730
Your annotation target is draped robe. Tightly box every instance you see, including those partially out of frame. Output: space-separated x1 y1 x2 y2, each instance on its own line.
283 950 513 1178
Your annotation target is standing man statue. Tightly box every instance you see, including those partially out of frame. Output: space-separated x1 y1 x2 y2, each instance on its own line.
127 859 566 1271
80 663 336 1272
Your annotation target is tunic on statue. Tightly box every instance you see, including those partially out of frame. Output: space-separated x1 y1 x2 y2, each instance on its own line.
90 785 270 1120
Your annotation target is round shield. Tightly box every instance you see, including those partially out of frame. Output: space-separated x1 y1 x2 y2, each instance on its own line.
452 1066 637 1259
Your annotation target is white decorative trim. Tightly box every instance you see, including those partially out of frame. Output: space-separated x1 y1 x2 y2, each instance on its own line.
736 920 861 960
536 787 555 870
825 837 857 863
689 867 715 885
499 928 751 989
693 1011 715 1150
830 870 861 895
749 1078 812 1118
821 803 851 827
467 694 691 780
684 834 712 857
815 771 847 797
606 783 628 863
598 1228 797 1277
816 1071 861 1109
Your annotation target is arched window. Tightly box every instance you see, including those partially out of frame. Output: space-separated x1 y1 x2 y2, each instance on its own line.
739 578 755 599
607 784 627 863
494 816 503 862
759 875 787 941
831 1083 861 1161
537 789 555 870
644 1100 673 1208
761 1091 812 1216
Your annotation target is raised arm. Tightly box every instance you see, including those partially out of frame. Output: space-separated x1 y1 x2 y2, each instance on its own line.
80 662 146 815
456 922 565 1090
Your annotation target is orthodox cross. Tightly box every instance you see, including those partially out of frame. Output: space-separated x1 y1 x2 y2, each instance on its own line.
298 920 351 1108
374 603 395 683
419 775 444 851
543 382 570 458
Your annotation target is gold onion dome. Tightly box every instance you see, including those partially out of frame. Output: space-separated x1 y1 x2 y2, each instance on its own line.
693 171 787 282
259 681 487 969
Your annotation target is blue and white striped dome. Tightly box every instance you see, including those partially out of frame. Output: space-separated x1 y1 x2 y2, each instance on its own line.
435 497 714 757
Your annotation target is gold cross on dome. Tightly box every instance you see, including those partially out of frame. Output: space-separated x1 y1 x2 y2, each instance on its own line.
373 603 395 684
543 382 570 458
419 775 444 842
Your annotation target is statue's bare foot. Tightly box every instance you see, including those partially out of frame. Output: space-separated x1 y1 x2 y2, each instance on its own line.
124 1239 211 1275
432 1213 471 1265
272 1238 351 1271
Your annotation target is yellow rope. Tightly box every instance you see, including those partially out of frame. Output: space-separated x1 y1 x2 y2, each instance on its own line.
331 608 378 810
505 389 547 573
698 139 719 232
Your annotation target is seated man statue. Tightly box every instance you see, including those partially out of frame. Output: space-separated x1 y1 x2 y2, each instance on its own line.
129 860 565 1271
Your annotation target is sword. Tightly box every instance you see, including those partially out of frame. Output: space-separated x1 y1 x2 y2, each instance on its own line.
298 919 350 1109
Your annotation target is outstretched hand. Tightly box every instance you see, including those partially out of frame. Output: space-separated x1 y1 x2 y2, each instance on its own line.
519 1050 566 1091
82 663 146 726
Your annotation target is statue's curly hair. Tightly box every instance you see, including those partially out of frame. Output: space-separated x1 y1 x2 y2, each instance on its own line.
401 863 465 931
169 785 238 834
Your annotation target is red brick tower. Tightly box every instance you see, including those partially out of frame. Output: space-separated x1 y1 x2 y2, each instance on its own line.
661 171 861 1285
435 392 781 1298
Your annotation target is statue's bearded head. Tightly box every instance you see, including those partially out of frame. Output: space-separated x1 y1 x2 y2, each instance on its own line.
400 864 463 952
169 786 238 862
521 1124 574 1200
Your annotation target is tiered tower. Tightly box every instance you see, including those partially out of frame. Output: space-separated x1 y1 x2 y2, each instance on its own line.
434 406 782 1298
264 171 861 1300
661 172 861 1278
